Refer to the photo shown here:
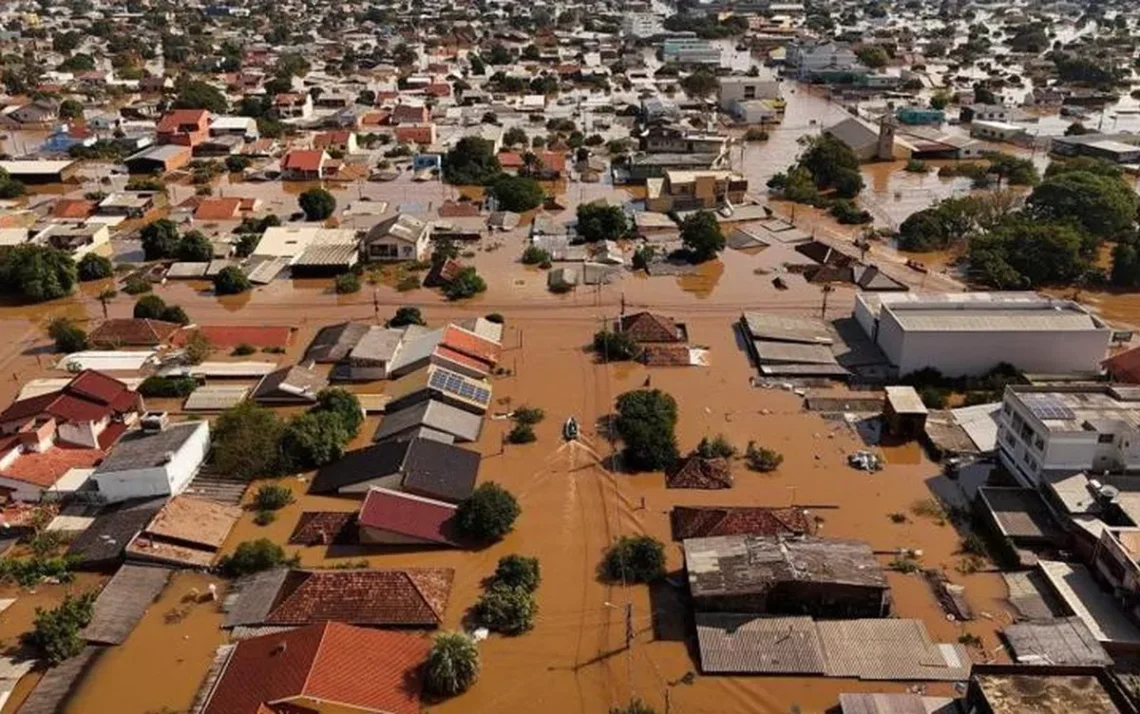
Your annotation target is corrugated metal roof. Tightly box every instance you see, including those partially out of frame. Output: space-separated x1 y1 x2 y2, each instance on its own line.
696 614 825 674
741 312 833 344
295 243 360 267
183 385 249 411
82 564 171 645
816 619 971 681
1003 616 1112 666
54 350 157 372
888 307 1100 332
1038 560 1140 644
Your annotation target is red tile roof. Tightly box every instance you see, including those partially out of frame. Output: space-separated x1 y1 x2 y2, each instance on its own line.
157 109 208 133
88 318 181 347
393 124 434 145
313 130 353 148
1103 347 1140 383
0 370 139 428
264 569 453 627
537 150 567 174
358 488 458 546
441 324 500 366
359 110 391 126
498 151 524 169
670 506 814 540
433 345 490 376
618 311 685 343
51 199 96 219
281 150 326 172
424 83 451 97
391 104 429 124
0 444 103 488
202 622 429 714
172 325 292 349
665 456 732 489
438 201 481 218
193 197 242 221
274 93 306 106
287 511 356 545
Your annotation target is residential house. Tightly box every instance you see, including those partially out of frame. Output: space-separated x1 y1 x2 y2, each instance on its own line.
683 534 890 618
786 41 865 82
89 416 209 503
358 487 459 546
372 399 483 444
666 455 732 489
251 364 329 404
125 494 241 568
280 149 330 180
199 622 430 714
274 92 313 119
222 567 453 628
640 125 728 156
192 197 244 223
529 150 567 179
0 430 104 502
313 130 358 154
617 311 687 343
156 109 210 148
391 103 431 125
33 223 110 259
66 497 167 569
208 116 259 141
0 160 79 184
124 144 193 175
671 506 814 541
97 191 159 218
49 199 97 222
0 370 142 449
662 37 721 66
304 322 371 363
718 75 782 112
385 365 492 416
386 323 502 380
362 213 430 262
645 170 748 213
960 104 1015 123
87 318 180 348
394 123 437 146
310 437 479 502
335 325 430 381
9 100 58 126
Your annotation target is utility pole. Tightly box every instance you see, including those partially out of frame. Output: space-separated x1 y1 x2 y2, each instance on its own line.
821 284 833 319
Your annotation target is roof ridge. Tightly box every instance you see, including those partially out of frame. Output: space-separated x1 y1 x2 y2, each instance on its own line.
403 569 443 621
300 621 334 698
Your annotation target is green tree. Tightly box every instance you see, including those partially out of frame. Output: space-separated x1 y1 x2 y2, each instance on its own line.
679 69 718 98
276 53 311 77
800 133 863 193
929 90 951 110
490 175 544 212
313 388 364 439
334 272 360 294
576 203 628 242
219 538 293 577
856 45 889 69
138 375 197 398
1113 238 1140 288
281 411 351 470
214 266 251 295
225 155 252 173
475 585 537 635
178 230 214 262
601 535 666 584
503 127 528 147
48 317 87 353
745 441 783 472
133 294 167 319
25 592 96 665
424 632 480 697
614 389 678 471
969 218 1088 287
0 245 77 303
140 219 181 260
592 330 640 361
76 253 112 281
388 306 425 327
680 210 725 263
58 53 96 72
443 137 501 185
490 555 540 592
172 80 229 113
298 187 336 221
160 305 189 325
213 402 286 480
610 699 657 714
443 267 487 300
1027 171 1138 239
58 98 84 120
456 482 521 541
253 483 295 511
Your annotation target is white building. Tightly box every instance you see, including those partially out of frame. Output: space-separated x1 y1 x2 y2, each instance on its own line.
662 37 721 66
997 385 1140 487
718 75 781 111
622 13 662 38
786 41 862 79
90 418 210 503
854 292 1112 378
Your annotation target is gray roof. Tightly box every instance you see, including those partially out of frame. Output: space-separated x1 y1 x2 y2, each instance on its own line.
221 567 291 628
373 399 483 443
66 497 166 567
684 535 887 599
82 564 171 644
95 422 205 475
740 312 833 344
294 243 359 267
825 117 879 151
387 327 444 374
884 301 1103 333
349 326 406 363
252 364 328 403
305 322 370 362
1003 617 1113 666
125 143 189 163
696 613 825 674
752 340 837 365
977 487 1064 541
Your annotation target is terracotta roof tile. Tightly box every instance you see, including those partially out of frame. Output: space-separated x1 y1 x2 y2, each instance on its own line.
441 324 500 365
665 456 732 489
193 197 242 221
51 199 96 219
287 511 357 545
619 311 685 343
281 150 326 172
157 109 208 133
0 444 103 488
670 506 814 540
438 201 481 218
88 318 181 347
203 622 429 714
0 370 138 427
1103 347 1140 383
265 569 453 626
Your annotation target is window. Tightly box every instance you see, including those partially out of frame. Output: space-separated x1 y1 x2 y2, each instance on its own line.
1099 433 1115 444
1034 436 1044 451
744 86 756 99
369 243 398 259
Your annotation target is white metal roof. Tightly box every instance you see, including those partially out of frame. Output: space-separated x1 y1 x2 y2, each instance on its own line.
54 350 157 372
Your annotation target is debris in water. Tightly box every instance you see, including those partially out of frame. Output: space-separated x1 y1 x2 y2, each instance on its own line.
847 450 883 471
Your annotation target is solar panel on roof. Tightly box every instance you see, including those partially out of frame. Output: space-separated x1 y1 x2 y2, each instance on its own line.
1023 396 1076 421
428 367 490 407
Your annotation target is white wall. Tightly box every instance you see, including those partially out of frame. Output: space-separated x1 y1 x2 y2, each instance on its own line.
0 475 44 502
165 422 210 496
879 313 1110 377
94 422 209 503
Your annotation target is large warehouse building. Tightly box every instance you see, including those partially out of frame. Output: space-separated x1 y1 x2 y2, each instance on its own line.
854 292 1112 378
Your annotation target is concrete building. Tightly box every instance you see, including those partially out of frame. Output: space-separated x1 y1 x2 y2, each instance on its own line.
786 41 864 81
970 120 1026 143
854 293 1112 378
91 418 210 503
621 13 662 38
645 170 747 213
718 75 781 111
997 385 1140 487
662 37 721 66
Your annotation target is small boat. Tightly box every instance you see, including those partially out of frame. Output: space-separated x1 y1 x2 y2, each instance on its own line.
563 416 579 441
